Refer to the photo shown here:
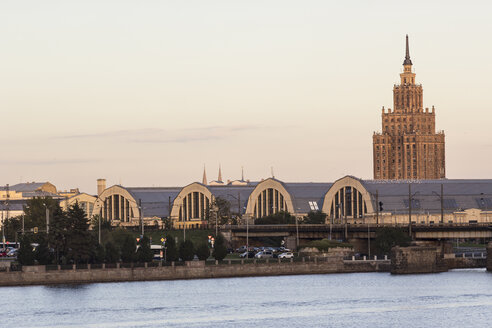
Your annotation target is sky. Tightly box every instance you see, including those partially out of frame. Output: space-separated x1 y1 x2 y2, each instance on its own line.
1 0 491 194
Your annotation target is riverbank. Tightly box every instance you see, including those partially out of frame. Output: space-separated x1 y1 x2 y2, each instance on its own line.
0 257 391 287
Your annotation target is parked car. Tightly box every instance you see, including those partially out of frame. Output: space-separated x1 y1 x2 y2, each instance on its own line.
255 251 273 259
7 249 18 257
239 251 255 258
236 246 247 253
278 252 294 259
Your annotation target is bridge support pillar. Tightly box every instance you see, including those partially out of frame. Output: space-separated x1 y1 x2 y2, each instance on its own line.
391 246 447 274
285 236 297 251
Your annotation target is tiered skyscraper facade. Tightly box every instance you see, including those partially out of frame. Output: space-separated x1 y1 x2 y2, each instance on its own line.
373 36 445 180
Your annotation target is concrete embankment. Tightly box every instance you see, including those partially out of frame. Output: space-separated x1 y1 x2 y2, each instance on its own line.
0 257 390 287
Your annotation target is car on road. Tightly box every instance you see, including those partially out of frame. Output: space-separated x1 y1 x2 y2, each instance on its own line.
277 252 294 259
255 251 273 259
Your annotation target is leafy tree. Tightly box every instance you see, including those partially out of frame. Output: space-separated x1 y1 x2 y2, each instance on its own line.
208 197 232 227
179 240 195 261
23 197 59 232
212 234 227 261
94 244 106 264
255 211 296 225
34 236 53 265
303 211 327 224
165 237 179 262
121 235 136 263
195 243 210 261
136 236 153 263
48 204 70 263
104 241 119 263
2 216 21 241
66 202 95 264
91 214 112 232
17 235 35 265
374 227 411 255
161 217 173 230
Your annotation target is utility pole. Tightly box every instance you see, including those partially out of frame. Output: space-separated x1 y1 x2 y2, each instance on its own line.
408 184 412 237
139 199 144 236
237 192 240 222
98 212 101 245
168 196 171 219
440 183 444 224
46 207 49 235
375 189 379 225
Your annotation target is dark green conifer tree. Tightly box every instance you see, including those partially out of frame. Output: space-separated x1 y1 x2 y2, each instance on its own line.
165 237 179 262
179 240 195 261
212 234 227 261
136 236 153 263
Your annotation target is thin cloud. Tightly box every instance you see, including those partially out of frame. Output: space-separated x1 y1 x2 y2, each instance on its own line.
0 159 101 166
52 125 267 144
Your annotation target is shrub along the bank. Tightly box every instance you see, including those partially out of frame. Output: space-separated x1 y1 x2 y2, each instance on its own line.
212 234 227 261
179 240 195 261
195 243 210 261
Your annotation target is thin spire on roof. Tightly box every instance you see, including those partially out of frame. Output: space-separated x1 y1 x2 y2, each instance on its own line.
218 164 223 182
202 165 207 185
241 166 244 181
403 34 413 65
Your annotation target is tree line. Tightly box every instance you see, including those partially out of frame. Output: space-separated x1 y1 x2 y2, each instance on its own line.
11 197 228 266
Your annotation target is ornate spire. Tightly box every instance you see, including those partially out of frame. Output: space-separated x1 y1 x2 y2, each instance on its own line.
202 165 207 185
403 34 413 65
218 164 223 182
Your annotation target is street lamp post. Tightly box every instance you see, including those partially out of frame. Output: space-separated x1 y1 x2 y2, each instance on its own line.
431 184 444 224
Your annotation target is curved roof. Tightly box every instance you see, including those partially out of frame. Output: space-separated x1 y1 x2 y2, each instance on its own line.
283 182 332 213
127 187 181 218
208 184 258 214
348 177 492 213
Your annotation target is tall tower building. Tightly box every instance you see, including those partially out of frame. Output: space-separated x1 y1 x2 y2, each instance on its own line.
373 36 445 180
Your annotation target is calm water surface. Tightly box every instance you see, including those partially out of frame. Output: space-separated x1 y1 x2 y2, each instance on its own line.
1 269 491 327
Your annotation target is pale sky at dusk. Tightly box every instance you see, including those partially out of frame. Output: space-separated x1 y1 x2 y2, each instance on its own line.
1 0 491 194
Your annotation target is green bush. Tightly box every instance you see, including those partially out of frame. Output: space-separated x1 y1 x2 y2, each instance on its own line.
104 241 119 263
374 227 411 255
179 240 195 261
34 237 52 265
212 234 227 261
165 237 179 262
18 235 35 265
121 236 136 263
255 211 295 225
136 236 153 263
195 243 210 261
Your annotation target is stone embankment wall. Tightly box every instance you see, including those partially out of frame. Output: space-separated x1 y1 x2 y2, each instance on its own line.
487 242 492 272
0 257 390 287
391 246 447 274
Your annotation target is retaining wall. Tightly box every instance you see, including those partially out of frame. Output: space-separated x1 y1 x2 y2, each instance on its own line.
0 257 390 287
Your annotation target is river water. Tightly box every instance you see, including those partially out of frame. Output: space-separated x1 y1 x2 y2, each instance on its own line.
1 269 491 327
